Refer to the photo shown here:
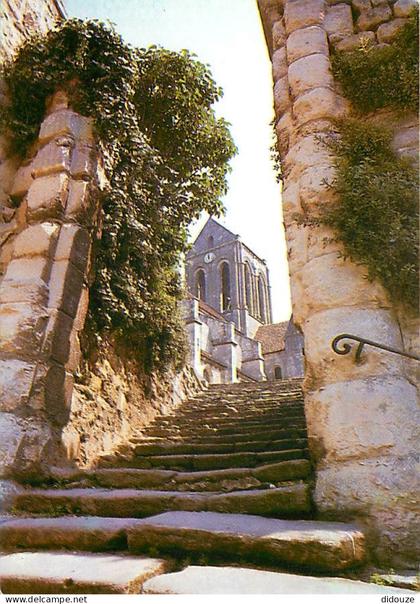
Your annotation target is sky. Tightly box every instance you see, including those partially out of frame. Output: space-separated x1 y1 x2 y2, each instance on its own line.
64 0 292 321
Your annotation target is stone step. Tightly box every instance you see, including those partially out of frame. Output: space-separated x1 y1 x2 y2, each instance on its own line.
142 565 413 594
0 516 142 551
131 426 307 445
177 399 304 413
127 511 366 572
159 406 305 423
13 483 311 518
92 459 311 491
99 448 309 470
145 417 306 436
0 551 169 594
133 437 308 457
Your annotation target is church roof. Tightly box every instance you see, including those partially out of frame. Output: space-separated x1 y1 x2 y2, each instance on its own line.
255 321 289 354
198 299 227 322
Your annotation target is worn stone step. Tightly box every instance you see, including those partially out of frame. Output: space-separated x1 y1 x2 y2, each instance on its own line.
99 448 309 470
146 418 306 437
92 459 311 491
0 551 169 594
0 516 142 551
176 401 305 416
127 511 365 572
133 437 308 457
158 407 305 424
13 483 311 518
142 565 413 595
132 426 307 446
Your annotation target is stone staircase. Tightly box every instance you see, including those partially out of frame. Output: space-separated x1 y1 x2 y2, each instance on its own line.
0 380 410 594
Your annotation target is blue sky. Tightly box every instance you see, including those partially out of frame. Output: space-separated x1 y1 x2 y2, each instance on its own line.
64 0 291 321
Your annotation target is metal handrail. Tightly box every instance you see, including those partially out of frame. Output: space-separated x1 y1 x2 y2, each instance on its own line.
331 333 420 363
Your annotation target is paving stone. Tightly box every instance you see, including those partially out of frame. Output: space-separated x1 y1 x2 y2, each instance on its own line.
128 511 366 572
0 551 168 594
143 565 414 594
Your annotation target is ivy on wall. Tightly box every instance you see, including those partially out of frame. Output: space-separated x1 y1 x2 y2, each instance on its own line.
332 11 418 114
320 10 419 311
1 20 237 371
320 120 418 309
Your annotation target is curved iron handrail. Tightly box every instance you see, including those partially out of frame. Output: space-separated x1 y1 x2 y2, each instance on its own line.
331 333 420 363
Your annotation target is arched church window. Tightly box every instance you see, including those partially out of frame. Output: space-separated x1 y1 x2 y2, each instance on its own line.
195 269 206 302
220 261 231 311
258 275 267 322
208 235 214 248
244 263 253 314
274 366 282 380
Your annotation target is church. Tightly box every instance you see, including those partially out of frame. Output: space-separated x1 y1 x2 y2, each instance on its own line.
183 217 304 383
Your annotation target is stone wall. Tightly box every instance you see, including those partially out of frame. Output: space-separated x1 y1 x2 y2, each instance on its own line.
0 2 204 507
258 0 419 567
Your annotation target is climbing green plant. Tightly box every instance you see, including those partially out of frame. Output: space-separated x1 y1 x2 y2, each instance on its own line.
332 10 418 113
1 19 237 370
318 119 418 309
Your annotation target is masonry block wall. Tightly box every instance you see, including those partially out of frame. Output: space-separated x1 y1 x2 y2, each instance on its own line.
258 0 419 566
0 4 203 505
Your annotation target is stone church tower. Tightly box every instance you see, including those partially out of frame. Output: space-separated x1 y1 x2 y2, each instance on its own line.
186 217 273 338
184 217 303 383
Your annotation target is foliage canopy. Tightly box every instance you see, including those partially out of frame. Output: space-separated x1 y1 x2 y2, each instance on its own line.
1 19 237 370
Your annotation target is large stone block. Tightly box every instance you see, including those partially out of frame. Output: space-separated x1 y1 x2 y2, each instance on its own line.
325 3 354 43
0 278 48 306
281 180 301 223
43 309 79 369
275 110 293 155
0 301 48 356
393 0 418 18
298 163 337 208
0 360 36 412
392 125 419 151
71 142 95 179
272 47 288 81
273 76 291 115
39 110 93 145
357 5 392 30
288 54 333 98
303 306 406 388
306 224 342 262
284 0 325 34
285 135 332 176
54 225 91 272
272 20 286 50
10 163 34 198
0 414 24 476
12 223 59 259
31 139 73 179
287 26 328 64
65 179 90 217
2 256 50 284
293 87 347 125
293 253 390 321
26 173 69 220
305 376 419 463
284 222 308 273
377 18 408 42
314 456 420 566
48 259 85 318
45 364 74 426
335 31 376 51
